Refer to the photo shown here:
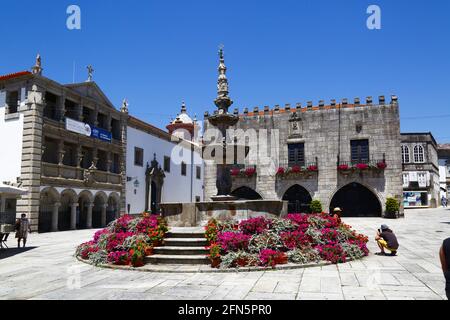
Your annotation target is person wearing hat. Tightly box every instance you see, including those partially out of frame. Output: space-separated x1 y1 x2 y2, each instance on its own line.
375 224 399 256
331 207 343 224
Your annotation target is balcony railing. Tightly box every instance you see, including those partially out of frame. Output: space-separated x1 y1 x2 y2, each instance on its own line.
42 162 122 185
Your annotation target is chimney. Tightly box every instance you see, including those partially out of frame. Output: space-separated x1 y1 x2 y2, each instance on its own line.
379 95 386 105
330 99 336 107
354 98 360 106
318 100 325 107
342 98 348 105
233 108 239 115
296 103 302 110
264 106 270 114
366 96 373 105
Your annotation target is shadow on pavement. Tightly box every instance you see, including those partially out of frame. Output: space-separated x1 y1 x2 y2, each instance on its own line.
0 247 38 260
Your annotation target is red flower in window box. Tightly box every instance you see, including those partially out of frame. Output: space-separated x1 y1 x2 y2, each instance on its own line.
230 168 241 176
308 165 318 172
291 165 302 173
245 167 256 177
338 164 349 171
377 162 387 170
276 167 285 175
355 163 369 170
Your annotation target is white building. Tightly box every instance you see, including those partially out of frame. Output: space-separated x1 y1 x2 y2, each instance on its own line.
438 144 450 202
125 104 204 215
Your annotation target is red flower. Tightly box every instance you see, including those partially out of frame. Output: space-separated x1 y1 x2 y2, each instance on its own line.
355 163 369 170
308 165 318 172
245 167 256 177
338 164 349 171
291 165 302 173
230 168 241 176
276 167 285 175
377 162 387 170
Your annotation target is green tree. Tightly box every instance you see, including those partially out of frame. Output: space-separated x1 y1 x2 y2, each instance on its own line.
310 200 323 214
385 198 400 217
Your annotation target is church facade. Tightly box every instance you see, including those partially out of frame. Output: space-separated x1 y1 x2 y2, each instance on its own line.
203 53 403 218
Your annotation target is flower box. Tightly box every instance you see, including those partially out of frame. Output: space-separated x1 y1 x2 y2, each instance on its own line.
376 162 387 170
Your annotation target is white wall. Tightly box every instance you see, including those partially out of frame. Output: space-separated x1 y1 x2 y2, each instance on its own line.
439 159 448 199
126 126 203 214
0 106 24 183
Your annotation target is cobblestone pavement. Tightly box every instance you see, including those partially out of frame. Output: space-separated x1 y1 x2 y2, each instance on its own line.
0 208 449 300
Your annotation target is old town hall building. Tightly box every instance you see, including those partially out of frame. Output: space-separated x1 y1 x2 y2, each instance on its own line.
203 52 404 218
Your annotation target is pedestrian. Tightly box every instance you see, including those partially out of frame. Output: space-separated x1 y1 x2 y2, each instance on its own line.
442 196 448 208
439 238 450 300
15 214 31 248
375 224 399 256
331 207 343 225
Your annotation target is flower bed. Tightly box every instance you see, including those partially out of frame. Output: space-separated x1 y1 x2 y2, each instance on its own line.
205 213 369 269
75 213 168 268
230 166 257 178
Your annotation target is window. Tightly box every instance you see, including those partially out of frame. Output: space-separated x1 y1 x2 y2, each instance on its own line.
413 145 425 163
196 166 201 180
402 145 410 164
181 162 187 176
195 196 201 202
351 139 369 164
164 156 171 173
402 173 410 188
288 143 305 166
418 172 427 188
134 147 144 167
6 91 19 114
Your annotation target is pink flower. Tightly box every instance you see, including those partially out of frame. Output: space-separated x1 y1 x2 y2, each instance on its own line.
230 168 241 176
239 217 272 235
377 162 387 170
355 163 369 170
217 232 251 252
276 167 285 175
308 165 318 172
338 164 349 171
259 249 287 267
291 165 302 173
245 167 256 177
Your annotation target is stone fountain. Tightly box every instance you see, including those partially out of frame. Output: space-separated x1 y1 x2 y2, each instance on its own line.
160 48 287 227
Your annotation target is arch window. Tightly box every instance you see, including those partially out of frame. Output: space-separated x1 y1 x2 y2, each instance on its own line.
401 145 410 164
413 145 425 163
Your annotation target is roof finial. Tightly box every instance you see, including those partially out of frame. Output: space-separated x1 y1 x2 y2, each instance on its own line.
32 54 43 75
121 98 129 113
214 44 233 112
86 65 94 82
181 101 187 113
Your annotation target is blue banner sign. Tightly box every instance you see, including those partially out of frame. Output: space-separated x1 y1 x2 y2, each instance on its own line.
91 127 112 142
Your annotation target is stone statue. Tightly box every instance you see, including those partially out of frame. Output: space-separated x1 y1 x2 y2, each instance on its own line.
86 65 94 82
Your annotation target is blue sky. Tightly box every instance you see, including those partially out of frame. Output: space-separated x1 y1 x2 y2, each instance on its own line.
1 0 449 142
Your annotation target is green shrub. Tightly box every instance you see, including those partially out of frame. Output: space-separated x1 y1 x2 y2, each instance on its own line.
310 200 323 213
385 198 399 215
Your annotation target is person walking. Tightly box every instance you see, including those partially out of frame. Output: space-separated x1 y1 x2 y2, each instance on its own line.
442 196 448 208
375 224 399 256
15 214 31 248
439 238 450 299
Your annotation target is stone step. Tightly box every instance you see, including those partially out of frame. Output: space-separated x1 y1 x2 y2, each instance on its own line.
154 246 208 256
145 254 210 265
163 238 208 247
165 232 206 239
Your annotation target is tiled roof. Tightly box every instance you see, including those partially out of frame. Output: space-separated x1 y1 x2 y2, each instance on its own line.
0 71 32 81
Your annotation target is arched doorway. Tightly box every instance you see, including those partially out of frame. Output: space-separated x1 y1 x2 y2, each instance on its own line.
329 183 382 217
282 185 312 214
145 154 165 214
59 189 77 231
78 191 93 229
107 193 120 225
93 192 107 228
231 187 262 200
39 188 60 233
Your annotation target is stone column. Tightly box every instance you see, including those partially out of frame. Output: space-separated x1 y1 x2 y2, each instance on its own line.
70 203 78 230
86 203 94 229
0 195 6 213
51 202 61 232
16 84 45 232
101 204 107 227
59 93 66 122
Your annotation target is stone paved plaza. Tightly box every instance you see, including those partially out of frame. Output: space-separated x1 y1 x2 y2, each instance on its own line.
0 208 449 300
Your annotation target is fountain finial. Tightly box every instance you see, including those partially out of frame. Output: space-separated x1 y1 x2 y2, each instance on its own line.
214 45 233 112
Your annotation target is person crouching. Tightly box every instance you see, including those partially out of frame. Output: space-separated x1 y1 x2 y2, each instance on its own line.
375 224 399 256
